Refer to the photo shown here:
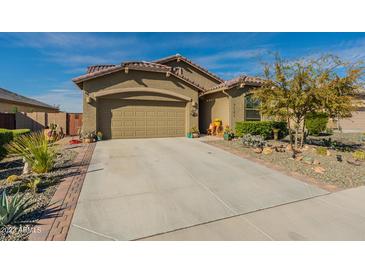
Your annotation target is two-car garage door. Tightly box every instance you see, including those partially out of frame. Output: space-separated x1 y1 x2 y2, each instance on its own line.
99 99 186 139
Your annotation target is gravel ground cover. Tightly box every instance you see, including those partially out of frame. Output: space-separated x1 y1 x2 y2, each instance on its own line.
0 144 80 241
205 133 365 189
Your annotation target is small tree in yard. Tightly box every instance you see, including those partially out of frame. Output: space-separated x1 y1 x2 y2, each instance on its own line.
254 54 364 153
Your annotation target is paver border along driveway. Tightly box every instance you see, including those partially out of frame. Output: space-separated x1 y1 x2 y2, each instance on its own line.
67 138 327 241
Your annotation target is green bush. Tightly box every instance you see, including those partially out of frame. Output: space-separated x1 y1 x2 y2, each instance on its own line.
305 112 329 136
235 121 288 139
0 129 31 160
353 150 365 161
11 129 31 138
315 147 328 156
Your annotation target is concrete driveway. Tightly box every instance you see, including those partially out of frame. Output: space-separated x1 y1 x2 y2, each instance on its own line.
67 137 327 240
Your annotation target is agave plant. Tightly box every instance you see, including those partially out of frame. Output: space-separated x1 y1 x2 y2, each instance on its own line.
0 190 36 227
5 131 57 174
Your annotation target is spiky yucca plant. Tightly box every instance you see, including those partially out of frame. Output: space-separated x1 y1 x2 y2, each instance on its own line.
0 190 36 227
5 131 57 174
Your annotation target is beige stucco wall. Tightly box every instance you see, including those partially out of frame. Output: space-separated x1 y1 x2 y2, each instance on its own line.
163 60 221 89
81 70 199 136
199 86 259 133
339 108 365 132
199 92 230 133
0 101 58 113
228 86 254 129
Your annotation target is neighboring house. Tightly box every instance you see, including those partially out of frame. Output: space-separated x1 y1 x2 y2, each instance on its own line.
338 90 365 132
0 87 59 113
73 54 264 139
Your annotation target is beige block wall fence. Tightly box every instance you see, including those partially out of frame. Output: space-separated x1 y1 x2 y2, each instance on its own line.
15 112 81 135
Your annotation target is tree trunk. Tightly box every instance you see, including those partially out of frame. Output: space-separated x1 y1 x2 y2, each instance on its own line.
287 116 295 158
300 118 306 148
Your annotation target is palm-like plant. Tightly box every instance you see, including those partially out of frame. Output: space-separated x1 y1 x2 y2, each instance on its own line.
5 131 57 174
0 190 36 227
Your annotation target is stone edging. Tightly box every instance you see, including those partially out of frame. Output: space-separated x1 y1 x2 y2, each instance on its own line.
28 143 96 241
205 141 340 193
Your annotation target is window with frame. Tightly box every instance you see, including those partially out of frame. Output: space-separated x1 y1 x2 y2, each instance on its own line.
244 94 261 121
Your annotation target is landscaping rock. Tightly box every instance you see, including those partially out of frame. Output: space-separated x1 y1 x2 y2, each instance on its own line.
253 147 263 154
295 155 303 162
313 159 321 165
302 156 314 165
347 159 361 166
302 145 310 151
207 132 365 189
262 147 273 155
326 150 331 156
274 146 286 152
313 166 326 174
0 145 79 241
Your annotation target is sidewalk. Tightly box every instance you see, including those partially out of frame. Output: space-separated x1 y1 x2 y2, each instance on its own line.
142 186 365 240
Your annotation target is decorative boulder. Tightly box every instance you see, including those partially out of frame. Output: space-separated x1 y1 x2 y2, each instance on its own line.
253 147 263 154
313 166 326 174
262 147 273 155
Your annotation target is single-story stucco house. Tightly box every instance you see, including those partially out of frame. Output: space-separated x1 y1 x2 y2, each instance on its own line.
73 54 264 139
337 90 365 132
0 87 59 113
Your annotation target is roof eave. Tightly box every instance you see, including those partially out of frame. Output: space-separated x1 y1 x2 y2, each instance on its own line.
72 66 205 93
155 55 224 83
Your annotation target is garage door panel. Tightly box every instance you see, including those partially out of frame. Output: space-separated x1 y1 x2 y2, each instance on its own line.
146 120 156 126
99 99 186 139
135 111 146 117
135 120 146 127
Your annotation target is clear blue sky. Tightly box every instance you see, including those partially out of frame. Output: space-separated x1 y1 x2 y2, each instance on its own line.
1 32 365 112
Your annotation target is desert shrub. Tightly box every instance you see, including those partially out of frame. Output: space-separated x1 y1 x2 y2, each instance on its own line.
353 150 365 161
5 131 57 174
0 190 36 227
305 112 329 136
241 134 266 148
235 121 287 139
315 147 328 156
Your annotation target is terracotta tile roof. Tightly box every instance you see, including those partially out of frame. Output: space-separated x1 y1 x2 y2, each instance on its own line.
122 61 171 72
72 55 263 95
203 75 265 94
73 65 123 83
154 54 224 83
73 61 205 92
87 64 117 74
0 87 58 110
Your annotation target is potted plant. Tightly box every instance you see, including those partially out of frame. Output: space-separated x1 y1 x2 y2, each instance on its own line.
272 128 280 141
96 131 103 141
213 118 222 128
82 131 96 143
223 125 234 141
191 126 200 138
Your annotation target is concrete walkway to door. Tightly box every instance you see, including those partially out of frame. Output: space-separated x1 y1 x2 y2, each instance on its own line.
67 137 329 240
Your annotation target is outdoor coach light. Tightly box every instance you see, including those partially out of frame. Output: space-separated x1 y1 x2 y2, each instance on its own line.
191 101 198 117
